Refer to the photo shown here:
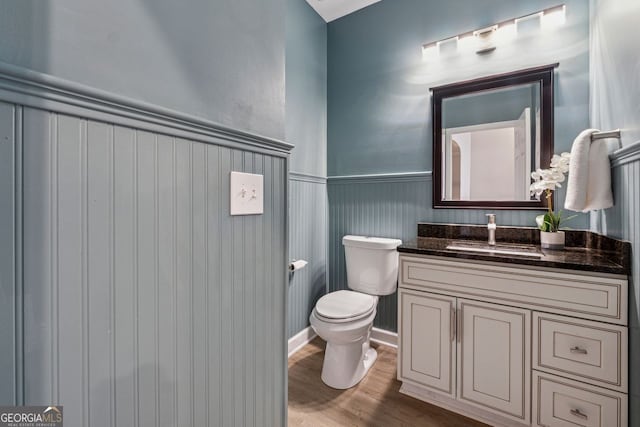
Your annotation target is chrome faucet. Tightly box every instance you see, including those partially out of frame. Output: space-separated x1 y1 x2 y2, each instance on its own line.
487 214 496 246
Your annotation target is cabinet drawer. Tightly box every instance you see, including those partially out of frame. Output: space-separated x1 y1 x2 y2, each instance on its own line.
399 255 627 325
532 371 627 427
533 312 627 392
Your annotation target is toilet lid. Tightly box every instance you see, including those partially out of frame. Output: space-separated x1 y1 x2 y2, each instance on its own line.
315 290 376 320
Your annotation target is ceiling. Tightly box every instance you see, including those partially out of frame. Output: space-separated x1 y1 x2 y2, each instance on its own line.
304 0 382 22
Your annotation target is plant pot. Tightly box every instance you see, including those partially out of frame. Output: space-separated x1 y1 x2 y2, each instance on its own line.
540 230 565 250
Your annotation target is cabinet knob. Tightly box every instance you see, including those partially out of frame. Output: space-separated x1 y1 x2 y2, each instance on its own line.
569 346 588 355
570 408 588 420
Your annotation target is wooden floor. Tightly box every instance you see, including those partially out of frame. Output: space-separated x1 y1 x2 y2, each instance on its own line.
288 338 488 427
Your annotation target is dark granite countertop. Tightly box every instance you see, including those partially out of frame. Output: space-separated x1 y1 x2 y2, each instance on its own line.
397 223 631 276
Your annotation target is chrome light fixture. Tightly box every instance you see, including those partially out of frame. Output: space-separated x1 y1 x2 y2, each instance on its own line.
421 4 566 59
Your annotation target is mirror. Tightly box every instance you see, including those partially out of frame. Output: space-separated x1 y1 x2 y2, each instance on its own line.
432 64 557 209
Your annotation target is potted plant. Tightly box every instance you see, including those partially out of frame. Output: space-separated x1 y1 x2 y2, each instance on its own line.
530 153 574 250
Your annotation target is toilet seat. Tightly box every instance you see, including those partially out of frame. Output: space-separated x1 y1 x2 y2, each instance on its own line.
314 290 376 323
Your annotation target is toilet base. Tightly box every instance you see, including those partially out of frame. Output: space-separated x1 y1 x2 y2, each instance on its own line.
320 340 378 389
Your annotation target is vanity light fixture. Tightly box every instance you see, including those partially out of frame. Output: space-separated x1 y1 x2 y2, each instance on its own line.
421 4 566 58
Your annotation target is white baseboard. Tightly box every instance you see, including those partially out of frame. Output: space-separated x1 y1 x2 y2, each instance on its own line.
288 326 317 358
370 327 397 348
288 326 396 358
399 382 528 427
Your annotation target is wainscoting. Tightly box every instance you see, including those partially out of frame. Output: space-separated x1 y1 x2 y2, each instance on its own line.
288 173 327 339
606 142 640 422
328 173 431 330
0 64 290 426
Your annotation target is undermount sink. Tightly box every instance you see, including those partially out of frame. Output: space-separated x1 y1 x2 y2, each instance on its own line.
446 241 543 258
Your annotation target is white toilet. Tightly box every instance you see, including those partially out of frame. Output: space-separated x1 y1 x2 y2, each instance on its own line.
310 235 402 389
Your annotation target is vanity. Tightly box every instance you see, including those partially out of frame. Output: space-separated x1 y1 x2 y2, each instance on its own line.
397 224 631 427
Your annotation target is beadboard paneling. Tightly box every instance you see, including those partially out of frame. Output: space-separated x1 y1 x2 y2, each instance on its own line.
20 108 287 426
605 148 640 423
328 175 560 331
288 177 327 338
607 154 640 328
328 177 431 330
0 101 18 405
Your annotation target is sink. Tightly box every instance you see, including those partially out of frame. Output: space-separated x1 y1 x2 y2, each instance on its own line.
446 241 543 258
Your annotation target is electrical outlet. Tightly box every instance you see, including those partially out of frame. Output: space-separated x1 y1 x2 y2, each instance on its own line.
230 171 263 215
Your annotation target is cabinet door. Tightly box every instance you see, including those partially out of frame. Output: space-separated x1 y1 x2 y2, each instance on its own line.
398 289 456 396
457 299 531 424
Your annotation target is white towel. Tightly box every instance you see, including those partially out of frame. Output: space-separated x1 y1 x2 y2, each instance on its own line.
564 129 614 212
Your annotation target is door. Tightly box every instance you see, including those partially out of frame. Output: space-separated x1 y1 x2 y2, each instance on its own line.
398 289 456 397
457 299 531 424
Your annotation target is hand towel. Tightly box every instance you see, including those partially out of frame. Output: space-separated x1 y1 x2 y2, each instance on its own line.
564 129 614 212
583 137 614 211
564 129 596 212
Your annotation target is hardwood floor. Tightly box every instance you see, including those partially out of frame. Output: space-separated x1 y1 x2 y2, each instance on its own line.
288 337 488 427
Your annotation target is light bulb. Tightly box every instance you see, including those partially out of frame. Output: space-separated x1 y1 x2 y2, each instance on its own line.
495 21 517 45
421 43 439 61
542 5 566 30
457 33 477 54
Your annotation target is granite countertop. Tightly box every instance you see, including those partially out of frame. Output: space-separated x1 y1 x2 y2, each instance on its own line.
397 223 631 276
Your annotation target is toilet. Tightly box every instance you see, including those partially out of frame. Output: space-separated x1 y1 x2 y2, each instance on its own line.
310 235 402 389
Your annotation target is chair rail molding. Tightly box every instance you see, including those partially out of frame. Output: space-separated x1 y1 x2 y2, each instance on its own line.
289 171 327 184
610 140 640 168
0 61 293 157
328 171 432 185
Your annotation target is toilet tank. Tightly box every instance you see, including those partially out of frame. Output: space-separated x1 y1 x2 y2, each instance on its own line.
343 235 402 296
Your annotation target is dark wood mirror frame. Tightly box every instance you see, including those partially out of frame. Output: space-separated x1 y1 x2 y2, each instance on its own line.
431 63 558 210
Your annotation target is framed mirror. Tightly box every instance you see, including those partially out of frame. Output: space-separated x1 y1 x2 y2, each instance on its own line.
432 64 557 209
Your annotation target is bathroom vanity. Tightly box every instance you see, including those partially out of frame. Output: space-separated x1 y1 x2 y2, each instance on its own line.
397 224 631 427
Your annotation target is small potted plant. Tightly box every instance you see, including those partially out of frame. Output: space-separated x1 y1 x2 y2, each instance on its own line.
530 153 574 250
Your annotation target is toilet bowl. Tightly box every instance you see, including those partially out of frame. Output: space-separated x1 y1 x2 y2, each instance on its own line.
310 235 402 389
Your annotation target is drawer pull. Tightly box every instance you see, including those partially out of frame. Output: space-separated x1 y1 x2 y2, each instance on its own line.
570 408 588 420
569 346 588 355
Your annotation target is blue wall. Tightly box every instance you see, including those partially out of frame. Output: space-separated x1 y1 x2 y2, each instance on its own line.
327 0 591 331
286 0 328 339
591 0 640 423
0 0 291 424
328 0 590 177
0 0 285 140
287 0 328 178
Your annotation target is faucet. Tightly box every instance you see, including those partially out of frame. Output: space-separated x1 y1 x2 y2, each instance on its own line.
486 214 496 246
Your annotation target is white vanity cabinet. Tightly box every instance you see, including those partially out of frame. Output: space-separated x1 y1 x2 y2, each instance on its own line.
397 254 629 427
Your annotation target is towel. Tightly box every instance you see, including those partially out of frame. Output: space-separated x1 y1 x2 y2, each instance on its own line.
564 129 614 212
